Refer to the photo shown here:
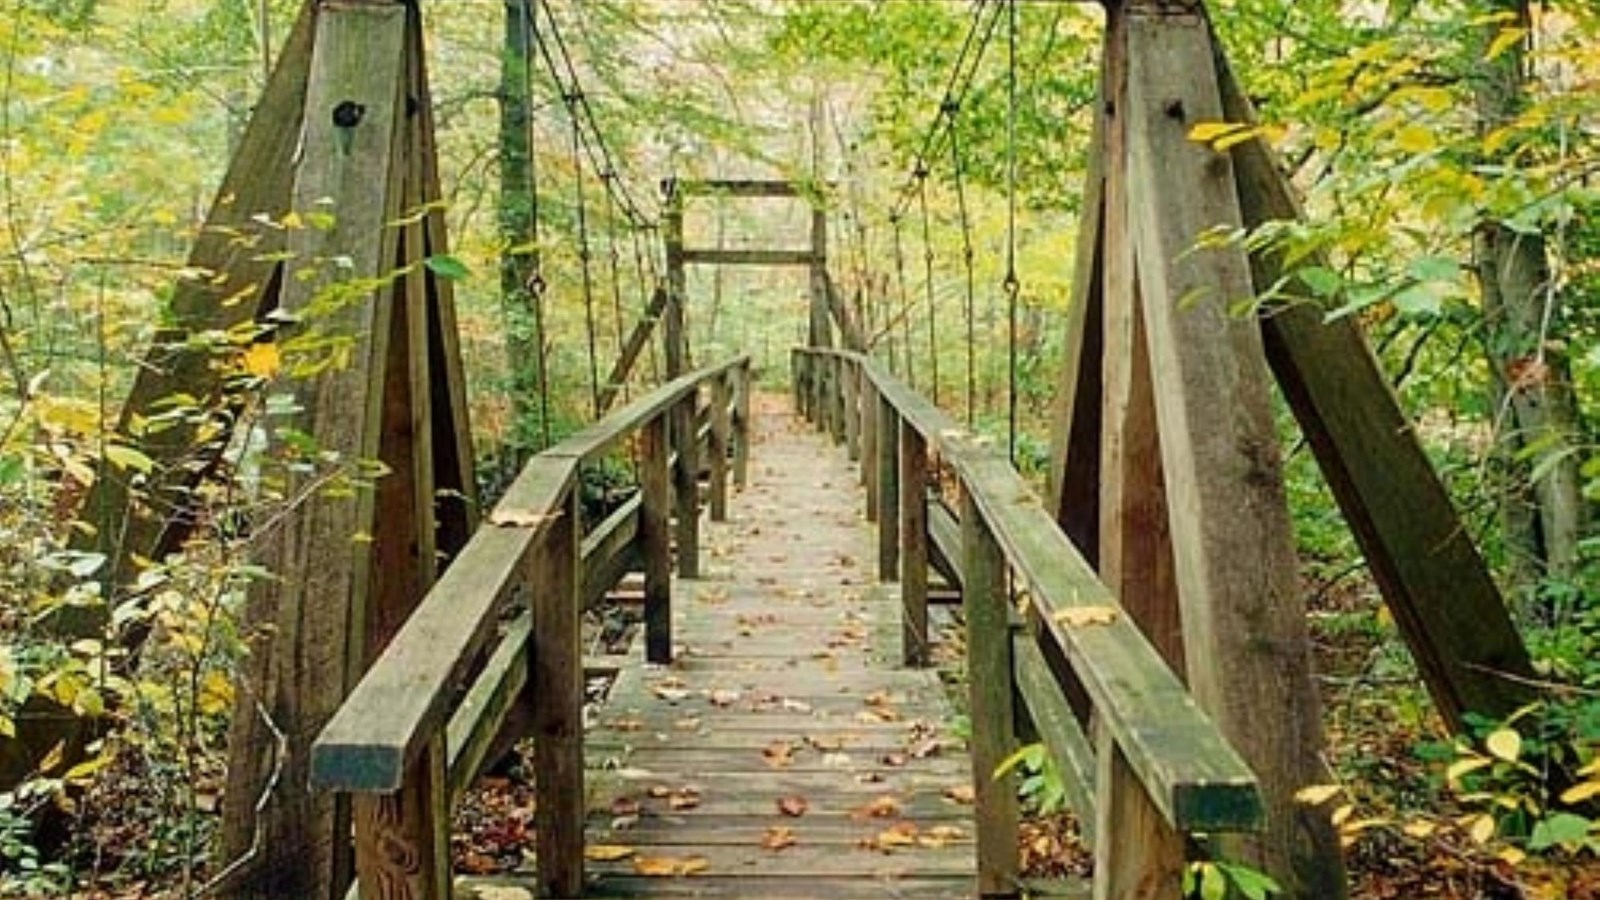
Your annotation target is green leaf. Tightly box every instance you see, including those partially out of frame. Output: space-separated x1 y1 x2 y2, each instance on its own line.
1528 812 1591 851
1391 284 1442 317
0 454 23 486
105 443 156 475
1200 863 1228 900
1406 255 1460 283
423 254 470 281
1296 266 1342 297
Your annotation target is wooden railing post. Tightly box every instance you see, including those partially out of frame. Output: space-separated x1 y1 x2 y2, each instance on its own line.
813 355 828 434
733 359 751 489
1093 717 1185 900
961 485 1021 897
838 355 851 441
709 374 732 522
878 397 900 583
352 735 450 900
793 350 805 418
843 358 861 462
641 413 672 664
899 421 929 666
862 377 879 522
673 389 701 579
533 487 584 898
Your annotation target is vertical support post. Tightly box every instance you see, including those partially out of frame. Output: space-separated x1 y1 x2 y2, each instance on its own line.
352 735 450 900
709 374 732 522
842 358 861 462
812 352 825 432
641 413 672 664
838 355 851 441
899 421 929 666
878 397 901 583
809 205 832 348
863 377 880 522
792 350 805 416
533 487 584 898
1092 718 1184 900
673 389 701 580
962 486 1020 897
663 180 688 378
733 359 752 489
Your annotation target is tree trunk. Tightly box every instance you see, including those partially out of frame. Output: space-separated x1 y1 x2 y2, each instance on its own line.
500 0 546 459
1472 0 1587 599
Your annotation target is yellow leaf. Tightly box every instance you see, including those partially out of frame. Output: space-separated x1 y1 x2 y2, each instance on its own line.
1468 813 1496 845
1053 605 1119 628
241 343 281 379
1485 728 1521 763
1446 755 1491 786
1402 820 1437 839
1187 121 1248 144
1559 780 1600 805
584 844 635 862
487 508 558 529
1485 27 1527 62
1295 783 1343 806
1498 846 1526 866
632 855 708 877
105 444 155 475
1393 124 1437 154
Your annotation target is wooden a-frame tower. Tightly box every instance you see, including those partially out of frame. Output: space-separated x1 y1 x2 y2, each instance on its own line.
1048 1 1538 895
58 2 478 895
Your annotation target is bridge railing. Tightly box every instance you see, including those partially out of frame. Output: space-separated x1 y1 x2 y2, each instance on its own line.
794 347 1262 897
310 356 752 900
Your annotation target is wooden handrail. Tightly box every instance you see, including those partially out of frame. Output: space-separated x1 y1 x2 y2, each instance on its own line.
311 355 751 899
793 347 1262 894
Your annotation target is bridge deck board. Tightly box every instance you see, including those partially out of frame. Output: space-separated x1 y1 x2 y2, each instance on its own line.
582 400 978 898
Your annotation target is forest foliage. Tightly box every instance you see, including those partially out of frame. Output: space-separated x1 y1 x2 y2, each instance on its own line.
0 0 1594 896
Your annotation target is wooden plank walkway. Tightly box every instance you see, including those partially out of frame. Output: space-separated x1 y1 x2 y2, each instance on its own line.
580 396 977 898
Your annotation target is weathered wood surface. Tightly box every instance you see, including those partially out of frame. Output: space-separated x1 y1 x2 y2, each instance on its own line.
1124 11 1345 896
581 397 983 898
221 6 411 895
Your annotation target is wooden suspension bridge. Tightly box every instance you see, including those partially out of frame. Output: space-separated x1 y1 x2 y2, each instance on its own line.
46 1 1545 899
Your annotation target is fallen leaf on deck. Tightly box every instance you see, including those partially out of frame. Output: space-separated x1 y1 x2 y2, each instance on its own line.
880 752 908 767
918 825 969 848
852 794 902 820
646 785 672 799
781 698 813 713
943 784 976 804
611 717 644 732
633 855 710 877
860 821 919 853
584 844 636 862
610 797 642 817
762 740 795 768
458 849 498 873
777 795 809 817
709 689 741 707
1052 605 1120 628
668 787 702 810
761 825 798 851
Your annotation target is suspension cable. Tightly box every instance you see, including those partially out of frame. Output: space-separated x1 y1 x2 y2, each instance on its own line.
565 92 602 418
916 168 940 407
946 101 977 428
890 213 915 390
1004 0 1021 462
602 170 628 401
520 0 553 450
